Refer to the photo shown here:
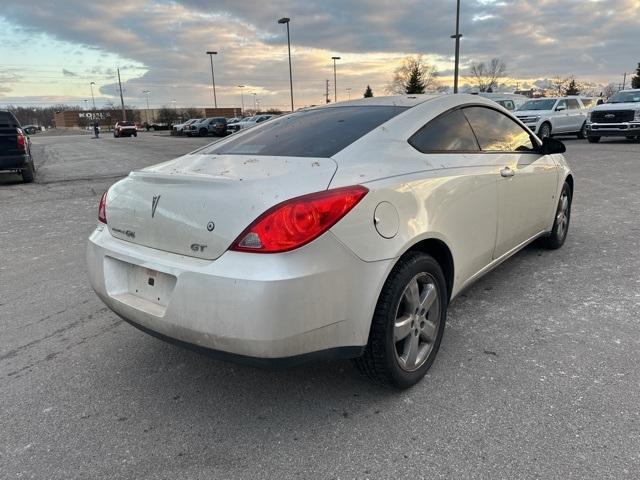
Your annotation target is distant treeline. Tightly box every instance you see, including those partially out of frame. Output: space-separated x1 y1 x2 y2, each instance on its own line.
5 105 81 127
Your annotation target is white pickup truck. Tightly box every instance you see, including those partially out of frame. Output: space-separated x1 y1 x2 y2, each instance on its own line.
514 96 595 139
586 89 640 143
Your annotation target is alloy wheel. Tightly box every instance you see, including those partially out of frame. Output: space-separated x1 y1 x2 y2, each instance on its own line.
393 273 441 372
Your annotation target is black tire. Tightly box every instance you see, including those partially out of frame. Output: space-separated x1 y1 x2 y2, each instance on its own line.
21 161 35 183
199 128 208 137
587 136 601 143
538 122 551 139
577 122 587 139
354 252 448 389
541 182 572 250
133 132 137 137
113 132 118 138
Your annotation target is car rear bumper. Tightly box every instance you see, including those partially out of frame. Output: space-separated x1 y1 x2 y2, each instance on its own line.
587 123 640 136
87 226 391 362
0 154 30 171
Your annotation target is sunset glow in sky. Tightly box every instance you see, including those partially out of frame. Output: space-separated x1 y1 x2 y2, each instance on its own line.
1 0 638 109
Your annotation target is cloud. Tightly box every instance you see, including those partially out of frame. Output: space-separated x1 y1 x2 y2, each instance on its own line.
1 0 638 107
62 68 77 77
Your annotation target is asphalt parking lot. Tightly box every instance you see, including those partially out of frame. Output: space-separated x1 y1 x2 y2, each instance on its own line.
1 131 639 479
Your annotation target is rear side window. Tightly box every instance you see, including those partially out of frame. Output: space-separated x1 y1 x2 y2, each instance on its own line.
567 99 580 110
204 106 407 158
463 106 535 152
581 98 594 108
408 109 479 152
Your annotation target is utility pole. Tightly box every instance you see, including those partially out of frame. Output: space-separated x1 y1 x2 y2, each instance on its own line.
238 85 245 114
331 56 341 102
325 80 330 104
451 0 462 93
142 90 151 124
278 17 294 112
206 51 218 109
117 68 126 121
622 72 627 90
90 82 96 110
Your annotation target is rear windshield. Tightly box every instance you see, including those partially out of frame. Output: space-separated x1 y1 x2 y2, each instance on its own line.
203 106 408 158
0 111 19 128
119 121 135 126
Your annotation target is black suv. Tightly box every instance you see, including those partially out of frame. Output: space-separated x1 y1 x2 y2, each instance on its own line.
0 110 35 183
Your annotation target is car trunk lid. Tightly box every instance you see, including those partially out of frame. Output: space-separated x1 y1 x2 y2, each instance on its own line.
105 153 338 260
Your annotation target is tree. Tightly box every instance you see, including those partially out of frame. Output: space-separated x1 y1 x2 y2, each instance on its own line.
364 85 373 98
547 76 569 97
388 55 439 94
469 58 507 92
565 77 580 95
181 107 202 119
632 63 640 89
602 83 616 100
156 106 179 126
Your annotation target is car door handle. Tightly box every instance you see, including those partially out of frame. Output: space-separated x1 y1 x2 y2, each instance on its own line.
500 167 515 178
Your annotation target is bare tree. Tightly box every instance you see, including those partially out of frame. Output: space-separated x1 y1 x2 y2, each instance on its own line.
387 55 439 94
601 83 616 100
469 58 507 92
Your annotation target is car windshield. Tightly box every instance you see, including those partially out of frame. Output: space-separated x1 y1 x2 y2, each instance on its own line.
517 99 557 111
119 121 134 126
607 91 640 103
202 105 408 158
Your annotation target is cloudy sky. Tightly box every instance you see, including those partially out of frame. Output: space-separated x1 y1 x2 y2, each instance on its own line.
0 0 638 110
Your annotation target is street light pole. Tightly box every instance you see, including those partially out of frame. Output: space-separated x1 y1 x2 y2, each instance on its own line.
83 99 88 110
451 0 462 93
346 87 352 100
238 85 245 114
206 51 218 109
252 92 257 111
278 17 294 112
142 90 151 124
90 82 96 110
331 56 341 102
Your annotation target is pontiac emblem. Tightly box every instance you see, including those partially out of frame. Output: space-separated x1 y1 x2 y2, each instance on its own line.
151 195 161 218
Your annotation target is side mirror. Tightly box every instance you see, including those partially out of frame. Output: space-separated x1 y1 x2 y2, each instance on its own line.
539 136 566 155
555 105 567 112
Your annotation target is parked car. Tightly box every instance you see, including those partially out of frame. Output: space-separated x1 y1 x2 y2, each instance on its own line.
226 114 276 133
586 89 640 143
21 125 40 135
0 110 35 182
87 94 573 388
186 117 228 137
172 118 201 135
476 93 528 111
514 96 591 139
113 121 137 138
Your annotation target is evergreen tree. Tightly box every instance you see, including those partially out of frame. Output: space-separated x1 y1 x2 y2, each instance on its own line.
364 85 373 97
405 64 426 94
632 63 640 89
565 78 580 95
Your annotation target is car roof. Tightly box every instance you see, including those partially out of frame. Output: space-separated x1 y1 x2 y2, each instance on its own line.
318 94 443 109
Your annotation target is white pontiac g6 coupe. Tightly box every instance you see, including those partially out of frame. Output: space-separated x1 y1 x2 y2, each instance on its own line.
87 94 573 388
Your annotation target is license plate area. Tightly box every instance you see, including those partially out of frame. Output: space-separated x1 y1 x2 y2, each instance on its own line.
104 257 177 317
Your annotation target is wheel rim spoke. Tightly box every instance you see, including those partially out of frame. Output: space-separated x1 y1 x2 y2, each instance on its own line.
394 314 413 342
403 333 420 369
404 278 420 311
420 283 437 312
420 319 437 342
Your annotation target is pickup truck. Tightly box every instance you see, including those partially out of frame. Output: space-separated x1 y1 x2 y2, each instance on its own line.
0 110 35 183
586 89 640 143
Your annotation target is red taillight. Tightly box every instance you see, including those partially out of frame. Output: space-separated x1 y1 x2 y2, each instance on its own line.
98 191 108 224
16 132 26 153
230 185 368 253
